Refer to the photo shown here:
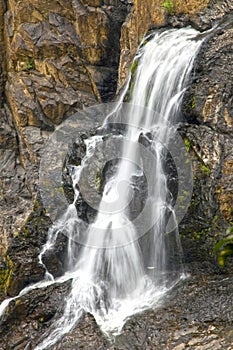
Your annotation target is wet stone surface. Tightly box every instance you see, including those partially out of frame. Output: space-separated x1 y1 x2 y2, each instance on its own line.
0 273 232 349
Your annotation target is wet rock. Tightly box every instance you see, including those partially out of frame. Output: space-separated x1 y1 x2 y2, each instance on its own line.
5 197 50 297
0 0 129 301
0 281 72 349
41 233 68 278
0 0 232 349
1 274 232 349
117 0 215 88
118 0 233 88
180 17 233 272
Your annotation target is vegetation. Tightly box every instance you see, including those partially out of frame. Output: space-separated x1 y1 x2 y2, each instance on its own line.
24 57 35 71
191 96 196 109
0 256 14 298
162 0 174 14
130 59 138 76
184 137 191 152
201 164 211 176
214 227 233 267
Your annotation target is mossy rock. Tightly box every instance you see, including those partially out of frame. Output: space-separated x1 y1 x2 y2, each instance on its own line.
0 256 14 301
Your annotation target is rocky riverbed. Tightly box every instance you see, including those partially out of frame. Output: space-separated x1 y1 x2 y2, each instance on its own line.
0 271 233 349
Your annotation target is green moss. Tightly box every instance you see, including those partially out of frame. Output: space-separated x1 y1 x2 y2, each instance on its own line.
129 81 135 97
23 57 35 71
130 60 138 75
192 227 212 241
162 0 174 14
184 137 191 152
212 215 220 228
13 231 19 237
201 164 211 176
0 256 14 297
21 227 30 235
191 96 196 109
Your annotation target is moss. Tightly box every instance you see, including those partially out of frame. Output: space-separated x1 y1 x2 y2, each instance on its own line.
191 96 196 109
0 256 14 297
130 60 138 76
129 81 135 97
95 169 103 193
178 195 185 203
201 164 211 176
20 195 51 237
15 299 21 305
162 0 174 14
13 231 19 237
212 215 220 228
191 227 212 241
21 227 30 235
23 57 35 71
184 137 191 152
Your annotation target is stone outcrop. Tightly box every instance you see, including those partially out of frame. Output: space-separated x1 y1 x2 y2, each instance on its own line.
180 15 233 269
0 274 232 349
118 0 211 88
0 0 129 299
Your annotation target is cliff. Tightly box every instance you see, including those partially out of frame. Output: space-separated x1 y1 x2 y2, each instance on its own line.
0 0 232 348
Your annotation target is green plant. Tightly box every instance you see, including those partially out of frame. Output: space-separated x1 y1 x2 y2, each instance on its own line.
24 57 35 71
162 0 174 14
201 164 211 176
213 227 233 267
191 96 196 109
184 137 191 152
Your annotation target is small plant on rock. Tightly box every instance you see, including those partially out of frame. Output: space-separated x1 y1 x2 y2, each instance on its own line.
213 227 233 267
162 0 174 14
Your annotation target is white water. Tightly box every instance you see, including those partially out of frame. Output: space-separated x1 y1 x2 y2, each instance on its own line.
0 27 205 349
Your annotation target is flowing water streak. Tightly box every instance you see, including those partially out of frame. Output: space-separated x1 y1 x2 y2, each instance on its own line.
33 27 205 349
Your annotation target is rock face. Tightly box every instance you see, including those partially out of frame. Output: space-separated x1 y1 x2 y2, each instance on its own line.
0 0 129 299
0 0 232 348
180 14 233 269
118 0 211 88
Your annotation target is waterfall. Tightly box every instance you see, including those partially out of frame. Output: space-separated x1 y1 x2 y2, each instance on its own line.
0 27 205 349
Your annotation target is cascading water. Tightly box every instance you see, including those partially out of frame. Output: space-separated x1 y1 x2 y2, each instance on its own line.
0 27 206 349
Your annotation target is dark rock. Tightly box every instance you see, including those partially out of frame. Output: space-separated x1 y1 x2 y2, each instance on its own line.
41 233 68 278
179 17 233 273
